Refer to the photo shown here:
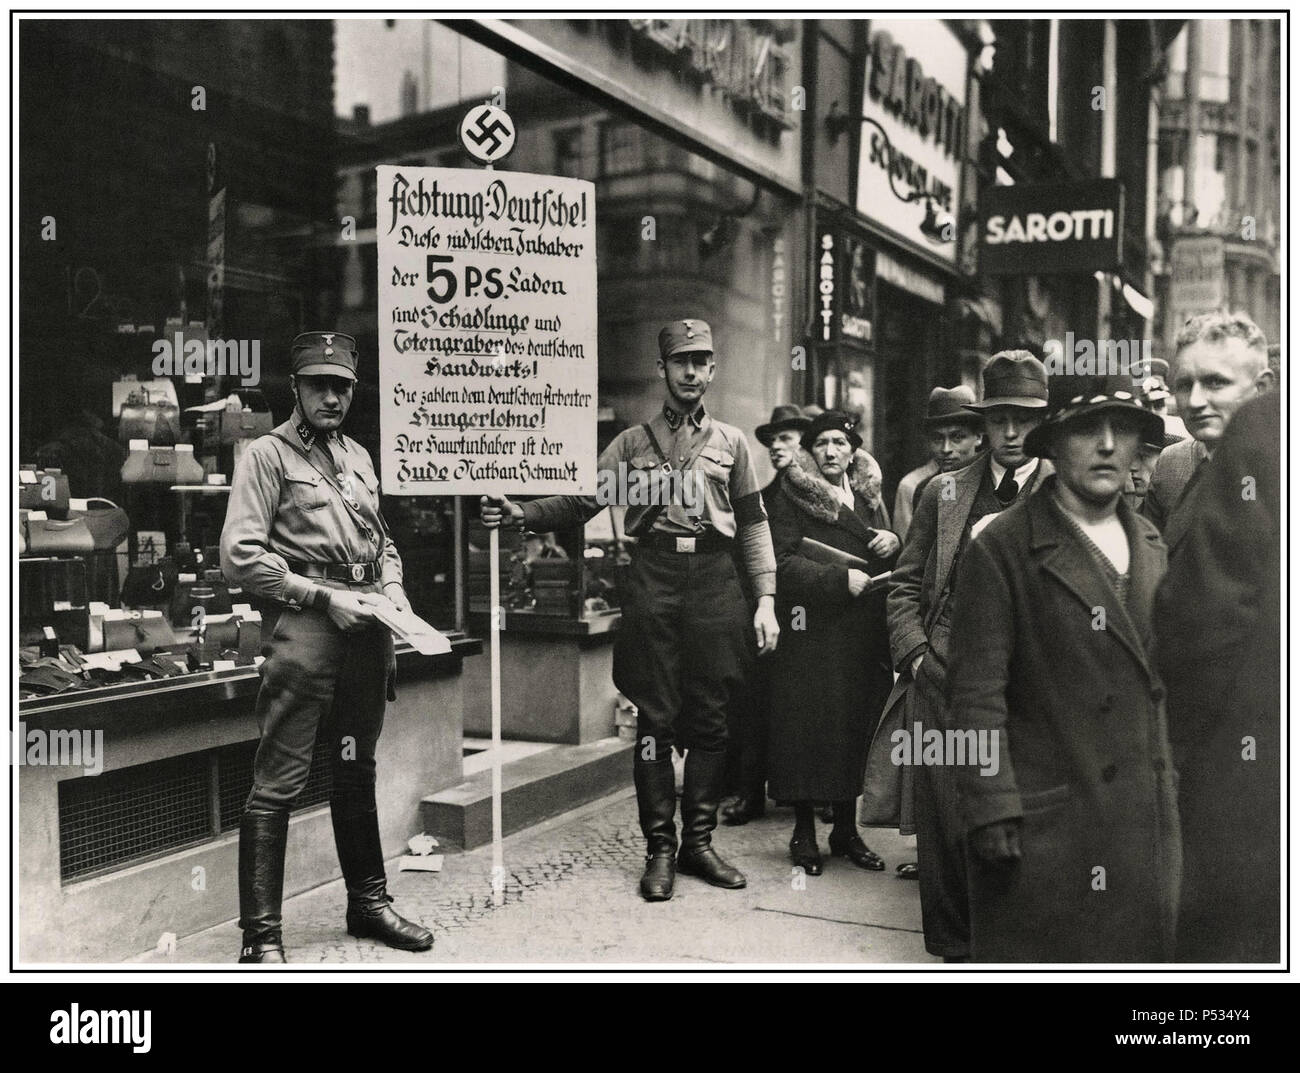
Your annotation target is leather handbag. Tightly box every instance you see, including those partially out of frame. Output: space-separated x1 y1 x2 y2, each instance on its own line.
102 610 177 656
118 401 181 445
121 444 204 485
18 466 71 518
221 407 273 445
19 557 89 619
121 558 179 608
111 379 179 417
69 498 131 551
23 515 95 557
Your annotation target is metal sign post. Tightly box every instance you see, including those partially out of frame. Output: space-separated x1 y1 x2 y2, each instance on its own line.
462 102 516 908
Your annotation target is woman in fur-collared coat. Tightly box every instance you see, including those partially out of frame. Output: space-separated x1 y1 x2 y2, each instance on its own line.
766 411 901 875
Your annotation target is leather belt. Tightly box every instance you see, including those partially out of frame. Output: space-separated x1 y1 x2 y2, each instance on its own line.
286 560 380 584
636 531 733 554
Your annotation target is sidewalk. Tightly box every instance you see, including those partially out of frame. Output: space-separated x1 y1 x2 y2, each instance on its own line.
132 789 934 966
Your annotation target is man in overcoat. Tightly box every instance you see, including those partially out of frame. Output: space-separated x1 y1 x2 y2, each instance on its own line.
1142 311 1273 534
948 385 1180 962
884 351 1051 961
1155 391 1280 962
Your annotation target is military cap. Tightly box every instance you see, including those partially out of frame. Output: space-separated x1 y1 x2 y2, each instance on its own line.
658 319 713 360
292 331 358 380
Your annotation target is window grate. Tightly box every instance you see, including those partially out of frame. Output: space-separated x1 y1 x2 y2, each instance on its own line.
60 737 337 882
59 753 211 882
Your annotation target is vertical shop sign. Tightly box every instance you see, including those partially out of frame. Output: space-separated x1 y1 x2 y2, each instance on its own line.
376 165 598 495
771 236 787 344
817 232 838 344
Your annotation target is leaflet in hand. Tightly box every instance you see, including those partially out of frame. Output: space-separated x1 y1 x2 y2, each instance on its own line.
366 595 452 655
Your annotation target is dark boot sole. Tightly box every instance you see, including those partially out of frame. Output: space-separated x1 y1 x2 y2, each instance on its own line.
640 886 674 902
346 921 434 951
676 861 747 889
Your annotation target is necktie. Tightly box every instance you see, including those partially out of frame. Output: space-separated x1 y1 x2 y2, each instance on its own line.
995 468 1019 506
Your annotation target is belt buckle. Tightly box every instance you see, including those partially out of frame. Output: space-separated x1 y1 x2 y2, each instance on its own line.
350 564 365 583
675 537 696 554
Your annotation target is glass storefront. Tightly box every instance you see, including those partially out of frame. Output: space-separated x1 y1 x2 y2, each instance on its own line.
19 17 804 696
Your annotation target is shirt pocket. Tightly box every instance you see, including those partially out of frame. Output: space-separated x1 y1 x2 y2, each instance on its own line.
695 445 735 486
284 468 328 512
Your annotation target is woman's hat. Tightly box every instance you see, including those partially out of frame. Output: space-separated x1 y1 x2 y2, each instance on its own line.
1024 388 1167 458
755 404 812 446
801 409 863 452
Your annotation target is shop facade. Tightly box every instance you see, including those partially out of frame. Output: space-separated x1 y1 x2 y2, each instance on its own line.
17 16 810 962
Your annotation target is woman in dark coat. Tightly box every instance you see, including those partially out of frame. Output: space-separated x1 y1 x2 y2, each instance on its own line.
767 411 900 875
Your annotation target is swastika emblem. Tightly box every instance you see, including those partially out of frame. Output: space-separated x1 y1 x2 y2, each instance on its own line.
459 105 516 164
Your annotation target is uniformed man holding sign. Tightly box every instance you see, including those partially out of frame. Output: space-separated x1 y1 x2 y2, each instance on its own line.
221 331 433 962
483 320 780 901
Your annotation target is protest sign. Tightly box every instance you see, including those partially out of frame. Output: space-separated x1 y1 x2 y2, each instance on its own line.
377 165 598 495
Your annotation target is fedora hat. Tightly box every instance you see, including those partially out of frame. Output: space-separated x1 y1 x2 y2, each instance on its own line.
965 350 1049 410
756 404 812 446
922 385 983 427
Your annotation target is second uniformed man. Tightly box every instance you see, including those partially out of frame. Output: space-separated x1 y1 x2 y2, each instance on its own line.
221 331 433 962
482 320 780 901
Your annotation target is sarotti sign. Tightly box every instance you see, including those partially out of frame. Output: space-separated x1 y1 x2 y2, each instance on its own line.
979 179 1124 276
856 19 968 270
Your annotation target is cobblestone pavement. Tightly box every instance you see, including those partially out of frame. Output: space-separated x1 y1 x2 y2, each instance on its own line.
133 790 934 966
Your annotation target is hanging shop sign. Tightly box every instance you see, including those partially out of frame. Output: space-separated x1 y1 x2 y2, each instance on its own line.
979 178 1125 276
376 165 598 495
856 19 969 270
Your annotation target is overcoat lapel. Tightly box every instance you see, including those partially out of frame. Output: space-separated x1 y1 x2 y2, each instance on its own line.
1028 491 1156 680
931 456 986 616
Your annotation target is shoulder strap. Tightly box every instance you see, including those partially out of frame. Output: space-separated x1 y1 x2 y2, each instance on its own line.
641 422 668 466
637 423 670 532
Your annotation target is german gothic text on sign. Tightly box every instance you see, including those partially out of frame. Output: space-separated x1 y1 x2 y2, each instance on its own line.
377 165 598 495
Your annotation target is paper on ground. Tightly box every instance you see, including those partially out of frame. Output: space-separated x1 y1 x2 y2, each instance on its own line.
398 855 444 872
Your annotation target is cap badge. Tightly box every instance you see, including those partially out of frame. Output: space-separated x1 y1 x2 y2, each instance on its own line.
322 334 335 346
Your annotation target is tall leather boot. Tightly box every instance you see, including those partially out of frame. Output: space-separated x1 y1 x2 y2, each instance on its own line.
676 749 746 889
331 801 434 951
237 808 289 964
634 754 678 901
